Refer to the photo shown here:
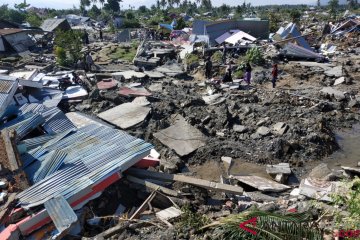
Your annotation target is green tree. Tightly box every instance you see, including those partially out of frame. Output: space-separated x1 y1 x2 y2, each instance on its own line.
0 4 26 23
175 17 186 30
104 0 122 12
138 5 147 13
289 9 301 23
88 4 101 19
26 12 42 27
126 11 134 19
54 30 84 66
317 0 321 7
329 0 339 18
14 1 30 12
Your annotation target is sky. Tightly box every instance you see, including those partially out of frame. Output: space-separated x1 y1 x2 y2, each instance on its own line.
3 0 340 10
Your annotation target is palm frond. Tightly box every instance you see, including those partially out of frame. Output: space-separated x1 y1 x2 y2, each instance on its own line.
209 210 322 240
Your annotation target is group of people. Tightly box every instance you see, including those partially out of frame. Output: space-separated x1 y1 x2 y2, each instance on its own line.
204 55 279 88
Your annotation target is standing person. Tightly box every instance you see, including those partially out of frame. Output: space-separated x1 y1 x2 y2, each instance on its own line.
99 28 103 41
83 30 89 45
271 63 278 88
222 63 233 83
205 57 213 79
222 43 227 64
85 52 94 72
244 62 252 85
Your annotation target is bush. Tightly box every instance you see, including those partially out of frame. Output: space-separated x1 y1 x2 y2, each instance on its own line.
245 47 265 65
123 19 141 28
55 46 67 66
211 51 223 64
54 30 84 66
185 53 199 66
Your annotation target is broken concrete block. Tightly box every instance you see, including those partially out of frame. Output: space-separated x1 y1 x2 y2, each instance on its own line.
299 178 337 202
221 156 233 174
233 125 248 133
266 163 291 175
290 188 300 196
112 71 147 80
132 97 150 106
153 116 207 157
232 175 290 192
156 207 182 221
333 77 345 86
256 126 271 136
272 122 289 136
202 94 226 105
275 174 286 183
320 87 345 101
256 117 269 126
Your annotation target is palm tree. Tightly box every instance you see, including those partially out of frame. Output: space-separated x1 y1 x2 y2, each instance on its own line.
160 0 166 9
99 0 105 9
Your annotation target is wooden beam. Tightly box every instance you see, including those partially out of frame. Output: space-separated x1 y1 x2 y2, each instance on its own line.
126 175 179 197
126 168 243 195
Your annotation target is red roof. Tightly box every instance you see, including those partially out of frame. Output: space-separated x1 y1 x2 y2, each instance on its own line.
0 28 24 36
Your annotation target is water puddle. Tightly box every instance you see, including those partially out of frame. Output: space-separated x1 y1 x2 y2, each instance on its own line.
323 124 360 169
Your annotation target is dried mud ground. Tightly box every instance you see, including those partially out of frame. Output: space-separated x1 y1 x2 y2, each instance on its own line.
67 55 360 182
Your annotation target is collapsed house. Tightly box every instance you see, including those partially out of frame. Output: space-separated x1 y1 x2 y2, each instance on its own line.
191 19 269 46
0 29 36 55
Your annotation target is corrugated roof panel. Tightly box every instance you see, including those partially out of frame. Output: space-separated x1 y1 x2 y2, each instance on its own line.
44 195 77 233
0 80 16 93
17 124 153 209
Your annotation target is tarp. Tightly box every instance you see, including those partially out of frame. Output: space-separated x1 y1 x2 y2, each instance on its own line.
215 32 233 44
225 30 256 45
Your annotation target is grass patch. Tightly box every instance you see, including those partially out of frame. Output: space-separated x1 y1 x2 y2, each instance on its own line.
109 42 139 62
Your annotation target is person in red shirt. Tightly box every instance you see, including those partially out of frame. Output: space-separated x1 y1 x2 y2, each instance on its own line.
271 64 278 88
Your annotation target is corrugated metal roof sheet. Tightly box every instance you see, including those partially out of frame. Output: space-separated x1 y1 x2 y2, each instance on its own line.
17 124 153 208
44 195 77 234
0 80 16 93
40 19 69 32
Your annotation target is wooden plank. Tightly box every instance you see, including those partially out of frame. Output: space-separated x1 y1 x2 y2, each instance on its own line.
126 168 243 195
129 191 157 220
126 175 179 197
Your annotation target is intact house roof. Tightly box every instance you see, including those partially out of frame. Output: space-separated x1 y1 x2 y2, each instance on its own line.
40 18 71 32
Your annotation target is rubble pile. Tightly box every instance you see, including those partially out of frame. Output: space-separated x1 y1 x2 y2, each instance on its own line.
0 11 359 240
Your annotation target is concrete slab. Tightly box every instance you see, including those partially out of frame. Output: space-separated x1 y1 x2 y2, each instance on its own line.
132 97 150 106
148 83 163 92
334 77 345 86
232 175 290 192
98 102 151 129
156 207 182 221
112 71 147 80
119 87 151 97
202 94 226 105
266 163 291 175
144 71 165 79
153 117 207 156
97 79 118 90
320 87 345 101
